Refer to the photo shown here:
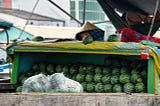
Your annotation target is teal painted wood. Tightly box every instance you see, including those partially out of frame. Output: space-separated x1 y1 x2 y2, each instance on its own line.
0 21 13 28
0 26 34 43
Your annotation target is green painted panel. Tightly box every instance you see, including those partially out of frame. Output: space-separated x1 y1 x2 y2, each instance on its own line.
147 57 154 94
11 53 20 84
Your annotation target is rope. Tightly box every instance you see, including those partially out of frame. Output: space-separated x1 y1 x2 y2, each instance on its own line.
17 0 40 39
147 0 160 39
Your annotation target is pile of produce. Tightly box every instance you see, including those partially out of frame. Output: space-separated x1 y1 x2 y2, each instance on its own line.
19 73 83 93
17 56 147 93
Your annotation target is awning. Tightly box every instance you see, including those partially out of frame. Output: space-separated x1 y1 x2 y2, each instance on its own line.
106 0 160 15
97 0 160 35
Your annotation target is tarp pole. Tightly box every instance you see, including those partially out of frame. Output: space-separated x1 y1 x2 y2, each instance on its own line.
47 0 83 26
147 0 160 39
5 30 9 45
82 0 86 25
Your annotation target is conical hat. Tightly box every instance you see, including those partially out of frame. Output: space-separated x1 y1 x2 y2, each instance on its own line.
75 21 104 40
79 21 100 32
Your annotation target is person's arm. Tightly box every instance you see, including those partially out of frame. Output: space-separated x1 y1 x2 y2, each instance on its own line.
125 12 147 25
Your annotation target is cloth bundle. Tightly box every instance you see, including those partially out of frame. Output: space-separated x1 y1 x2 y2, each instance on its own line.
118 28 160 43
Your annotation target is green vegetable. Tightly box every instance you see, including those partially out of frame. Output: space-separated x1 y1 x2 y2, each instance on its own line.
107 34 119 42
81 82 87 91
70 65 78 75
95 66 102 74
32 36 44 41
141 69 147 79
94 74 102 83
112 67 120 76
46 64 55 74
119 74 130 84
71 75 77 81
79 65 87 74
102 75 110 84
131 73 142 83
104 84 112 92
86 64 94 71
34 71 40 75
85 74 94 83
131 69 139 74
110 75 119 84
26 70 34 77
21 77 28 84
62 65 70 75
120 67 129 74
19 74 28 84
112 84 122 93
39 62 46 72
135 83 145 93
123 83 134 93
86 64 95 73
32 64 39 71
102 67 111 75
86 83 95 92
16 86 23 92
82 35 94 45
66 74 72 79
95 83 104 93
55 64 63 73
76 74 85 83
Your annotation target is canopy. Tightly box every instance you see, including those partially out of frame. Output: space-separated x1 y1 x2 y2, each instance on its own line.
106 0 160 15
97 0 160 35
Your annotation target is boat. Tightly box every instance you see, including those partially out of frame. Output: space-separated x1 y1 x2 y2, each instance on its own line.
0 63 12 80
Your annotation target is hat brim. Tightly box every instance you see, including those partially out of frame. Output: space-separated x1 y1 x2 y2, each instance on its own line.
79 22 101 32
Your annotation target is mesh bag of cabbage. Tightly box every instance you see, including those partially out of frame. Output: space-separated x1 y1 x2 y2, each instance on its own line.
49 73 83 93
22 74 51 92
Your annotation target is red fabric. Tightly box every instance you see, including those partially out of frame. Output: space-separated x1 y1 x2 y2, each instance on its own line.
118 28 160 43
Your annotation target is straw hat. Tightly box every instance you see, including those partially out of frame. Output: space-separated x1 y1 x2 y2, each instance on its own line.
75 21 104 40
79 21 101 32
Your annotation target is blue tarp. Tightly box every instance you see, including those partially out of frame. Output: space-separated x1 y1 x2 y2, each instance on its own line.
0 63 12 72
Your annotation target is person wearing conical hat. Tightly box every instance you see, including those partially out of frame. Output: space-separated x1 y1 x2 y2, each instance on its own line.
75 22 104 41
